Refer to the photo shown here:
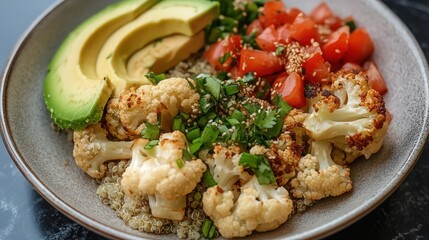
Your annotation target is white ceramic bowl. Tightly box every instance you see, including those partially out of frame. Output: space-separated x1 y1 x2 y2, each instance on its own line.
1 0 428 239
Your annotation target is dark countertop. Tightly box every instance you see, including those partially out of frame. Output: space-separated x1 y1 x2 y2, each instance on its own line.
0 0 428 239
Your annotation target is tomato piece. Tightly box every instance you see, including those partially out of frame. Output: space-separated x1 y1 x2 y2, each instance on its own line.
239 49 283 77
204 35 242 72
272 72 306 108
286 8 302 23
342 62 362 72
246 19 263 36
363 61 388 94
325 16 343 31
229 66 242 80
256 25 278 51
322 26 350 62
302 53 331 82
343 28 374 64
291 16 319 46
277 24 292 44
310 2 334 24
262 1 289 28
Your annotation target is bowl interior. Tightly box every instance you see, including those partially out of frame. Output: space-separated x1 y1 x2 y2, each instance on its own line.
2 0 428 239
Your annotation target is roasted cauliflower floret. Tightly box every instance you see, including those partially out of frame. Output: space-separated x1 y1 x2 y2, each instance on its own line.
121 131 206 221
104 98 135 140
206 145 244 190
290 140 352 203
73 123 134 179
203 176 293 238
282 108 309 148
304 71 390 163
117 77 200 136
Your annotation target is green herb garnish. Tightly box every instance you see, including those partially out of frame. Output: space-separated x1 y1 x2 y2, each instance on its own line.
224 84 240 96
141 122 160 140
275 45 285 56
145 72 166 85
202 219 216 239
218 52 231 65
203 170 217 187
239 153 276 185
176 159 185 169
345 20 357 32
144 140 159 150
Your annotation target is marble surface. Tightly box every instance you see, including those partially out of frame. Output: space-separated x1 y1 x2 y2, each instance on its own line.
0 0 428 239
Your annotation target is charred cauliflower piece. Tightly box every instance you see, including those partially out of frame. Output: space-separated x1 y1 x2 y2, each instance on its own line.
290 140 352 203
121 131 206 221
73 123 134 179
117 77 199 136
304 71 390 163
104 98 135 140
203 176 293 238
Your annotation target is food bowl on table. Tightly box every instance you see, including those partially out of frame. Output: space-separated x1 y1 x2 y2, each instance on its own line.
1 0 428 239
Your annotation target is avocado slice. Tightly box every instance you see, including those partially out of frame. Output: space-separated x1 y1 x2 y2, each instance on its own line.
44 0 158 129
96 0 219 96
127 31 205 78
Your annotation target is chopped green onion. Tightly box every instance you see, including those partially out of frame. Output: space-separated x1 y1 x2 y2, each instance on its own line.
203 170 217 187
218 52 231 65
226 118 240 125
144 140 159 150
141 122 160 140
185 78 195 90
176 159 184 169
186 127 201 142
193 192 202 201
182 149 192 161
202 219 216 239
205 75 223 100
145 72 166 85
199 96 214 114
224 84 240 96
216 71 229 80
207 26 222 44
242 72 256 83
275 45 285 56
246 2 259 22
201 125 220 148
345 20 357 32
190 138 203 155
172 116 183 132
180 112 190 120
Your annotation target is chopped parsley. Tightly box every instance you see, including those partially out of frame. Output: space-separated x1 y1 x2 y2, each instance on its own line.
239 153 276 185
176 159 185 169
202 219 217 239
275 45 285 56
345 20 357 32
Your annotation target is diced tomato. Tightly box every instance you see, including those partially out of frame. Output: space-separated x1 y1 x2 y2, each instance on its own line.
291 16 319 46
363 61 388 94
322 26 350 62
343 28 374 64
256 25 278 51
246 19 263 36
239 49 283 77
277 24 292 44
263 72 281 85
261 1 289 28
310 2 334 24
229 66 242 80
325 16 343 31
204 35 242 72
302 53 331 82
342 62 362 72
272 72 306 108
286 8 302 23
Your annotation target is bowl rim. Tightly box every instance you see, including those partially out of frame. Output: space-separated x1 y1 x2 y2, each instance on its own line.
1 0 429 239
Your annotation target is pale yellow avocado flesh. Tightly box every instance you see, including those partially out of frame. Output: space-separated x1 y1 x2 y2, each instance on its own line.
127 32 205 78
96 0 219 96
44 0 158 129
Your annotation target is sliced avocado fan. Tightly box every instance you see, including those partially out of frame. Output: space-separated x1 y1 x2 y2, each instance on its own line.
44 0 219 129
44 0 158 129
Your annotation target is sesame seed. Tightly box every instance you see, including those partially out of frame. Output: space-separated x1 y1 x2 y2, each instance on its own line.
335 49 341 54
